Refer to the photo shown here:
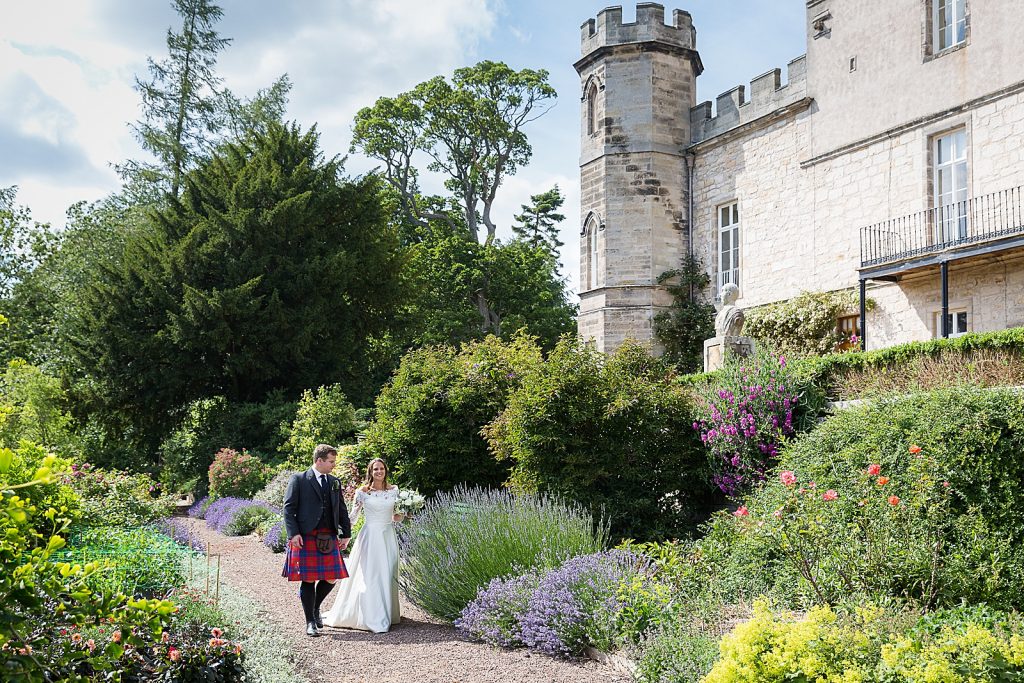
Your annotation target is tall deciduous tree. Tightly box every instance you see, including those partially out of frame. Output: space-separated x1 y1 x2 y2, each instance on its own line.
351 61 558 335
122 0 231 199
512 185 566 263
70 122 403 457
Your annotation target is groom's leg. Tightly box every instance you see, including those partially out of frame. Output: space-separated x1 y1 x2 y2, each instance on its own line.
299 581 318 635
313 580 336 627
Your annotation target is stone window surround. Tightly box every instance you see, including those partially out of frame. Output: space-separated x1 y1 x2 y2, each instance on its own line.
582 214 604 291
581 74 604 139
922 0 970 62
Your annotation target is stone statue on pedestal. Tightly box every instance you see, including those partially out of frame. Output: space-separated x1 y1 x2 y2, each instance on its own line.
704 283 756 372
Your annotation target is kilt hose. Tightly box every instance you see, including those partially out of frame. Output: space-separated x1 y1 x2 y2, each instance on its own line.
282 527 349 582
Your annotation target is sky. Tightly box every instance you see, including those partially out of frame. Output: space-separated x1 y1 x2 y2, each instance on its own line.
0 0 807 294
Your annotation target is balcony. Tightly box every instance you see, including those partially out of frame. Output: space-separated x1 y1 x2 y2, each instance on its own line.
859 185 1024 277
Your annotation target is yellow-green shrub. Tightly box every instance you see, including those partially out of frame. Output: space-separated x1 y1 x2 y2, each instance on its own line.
705 601 1024 683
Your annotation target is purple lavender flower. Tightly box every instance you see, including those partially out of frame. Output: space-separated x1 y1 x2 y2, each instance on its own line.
518 550 651 657
262 519 287 552
204 497 277 534
188 495 211 519
155 517 207 553
456 572 540 647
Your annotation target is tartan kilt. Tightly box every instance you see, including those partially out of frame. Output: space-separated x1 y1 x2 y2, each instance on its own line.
281 528 349 582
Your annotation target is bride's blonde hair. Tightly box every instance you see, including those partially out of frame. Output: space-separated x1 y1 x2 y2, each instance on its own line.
362 458 389 491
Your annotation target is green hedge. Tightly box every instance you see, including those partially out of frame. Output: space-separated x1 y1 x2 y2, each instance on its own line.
796 326 1024 398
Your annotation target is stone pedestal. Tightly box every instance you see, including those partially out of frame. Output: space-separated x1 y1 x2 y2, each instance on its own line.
703 335 756 372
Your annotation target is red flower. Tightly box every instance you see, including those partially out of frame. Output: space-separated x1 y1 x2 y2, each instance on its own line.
867 463 881 476
888 495 901 506
876 476 890 486
908 444 922 454
169 647 181 662
733 505 750 517
822 489 838 501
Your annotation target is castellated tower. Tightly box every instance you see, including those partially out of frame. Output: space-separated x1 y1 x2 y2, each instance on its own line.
575 3 701 353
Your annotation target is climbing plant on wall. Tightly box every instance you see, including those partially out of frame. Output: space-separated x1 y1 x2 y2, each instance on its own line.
744 289 873 357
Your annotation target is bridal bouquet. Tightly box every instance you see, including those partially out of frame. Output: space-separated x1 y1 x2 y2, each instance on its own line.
394 489 426 517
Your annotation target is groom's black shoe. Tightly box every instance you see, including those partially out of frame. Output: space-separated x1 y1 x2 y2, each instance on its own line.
313 612 324 629
306 621 320 637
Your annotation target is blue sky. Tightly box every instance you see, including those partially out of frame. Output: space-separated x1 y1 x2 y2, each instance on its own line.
0 0 806 293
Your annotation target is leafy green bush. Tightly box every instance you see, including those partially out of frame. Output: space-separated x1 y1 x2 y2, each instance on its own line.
0 441 80 543
0 443 175 680
362 334 542 495
635 618 720 683
208 448 270 500
60 526 189 598
487 339 716 541
224 504 278 537
717 387 1024 609
253 469 300 508
278 384 356 467
398 486 607 622
62 463 176 528
159 394 297 495
703 600 1024 682
0 359 76 455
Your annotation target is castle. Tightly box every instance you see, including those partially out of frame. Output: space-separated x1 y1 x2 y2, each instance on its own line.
576 1 1024 353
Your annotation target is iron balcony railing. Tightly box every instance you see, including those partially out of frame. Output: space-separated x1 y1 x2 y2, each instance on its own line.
860 185 1024 268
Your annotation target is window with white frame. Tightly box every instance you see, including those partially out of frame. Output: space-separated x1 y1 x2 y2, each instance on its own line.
933 129 968 243
717 202 740 293
935 0 967 52
934 308 969 338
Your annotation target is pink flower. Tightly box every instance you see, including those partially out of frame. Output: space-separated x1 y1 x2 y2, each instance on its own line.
942 481 951 488
733 505 750 517
822 489 838 501
86 639 95 652
169 647 180 662
112 631 122 643
888 495 901 506
211 627 223 638
867 463 881 476
773 508 784 519
807 481 816 489
161 632 170 643
780 470 797 487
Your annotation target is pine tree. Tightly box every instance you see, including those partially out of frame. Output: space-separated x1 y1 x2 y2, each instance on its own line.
121 0 231 198
512 185 566 260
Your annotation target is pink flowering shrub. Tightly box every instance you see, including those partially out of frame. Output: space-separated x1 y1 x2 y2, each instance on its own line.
207 448 269 500
695 351 818 495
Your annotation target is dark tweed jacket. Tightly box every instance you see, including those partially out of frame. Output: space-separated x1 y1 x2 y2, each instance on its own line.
282 469 352 540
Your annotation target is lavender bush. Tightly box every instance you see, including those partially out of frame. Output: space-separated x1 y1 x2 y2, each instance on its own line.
155 517 207 553
188 495 212 519
204 497 276 535
399 486 607 622
519 550 651 657
455 572 541 647
262 519 287 552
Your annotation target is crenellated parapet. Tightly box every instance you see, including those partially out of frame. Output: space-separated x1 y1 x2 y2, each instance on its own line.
690 55 808 144
578 3 701 73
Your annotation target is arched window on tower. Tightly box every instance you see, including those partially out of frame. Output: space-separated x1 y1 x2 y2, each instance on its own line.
586 83 598 136
585 216 600 290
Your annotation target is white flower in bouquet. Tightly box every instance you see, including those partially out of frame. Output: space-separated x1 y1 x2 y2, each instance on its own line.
394 488 426 516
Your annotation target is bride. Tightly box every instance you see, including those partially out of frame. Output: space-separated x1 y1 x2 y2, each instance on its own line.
321 458 403 633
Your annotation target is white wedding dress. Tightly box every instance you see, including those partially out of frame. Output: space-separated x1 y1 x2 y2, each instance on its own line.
321 486 401 633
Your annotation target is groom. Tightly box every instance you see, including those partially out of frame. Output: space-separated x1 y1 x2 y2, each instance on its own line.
282 443 352 636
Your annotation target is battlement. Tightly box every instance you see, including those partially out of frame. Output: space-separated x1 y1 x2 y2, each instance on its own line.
580 3 696 57
689 55 808 144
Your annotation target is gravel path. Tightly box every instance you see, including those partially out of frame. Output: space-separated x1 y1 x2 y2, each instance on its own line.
185 519 632 683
